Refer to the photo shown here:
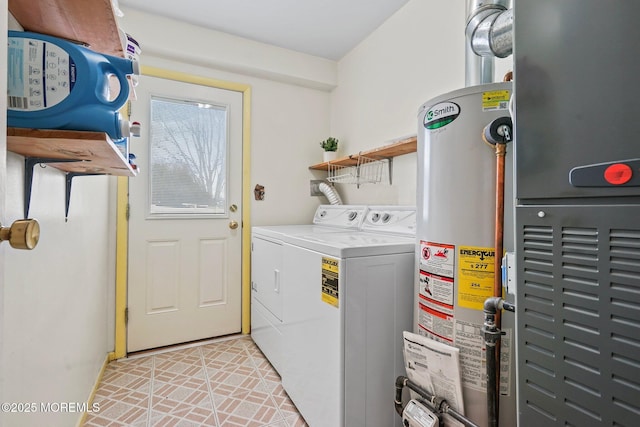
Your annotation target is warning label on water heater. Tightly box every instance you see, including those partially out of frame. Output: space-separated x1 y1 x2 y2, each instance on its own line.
418 241 456 342
419 241 455 278
321 257 339 308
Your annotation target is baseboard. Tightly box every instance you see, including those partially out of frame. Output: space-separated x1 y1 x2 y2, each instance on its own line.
76 352 110 427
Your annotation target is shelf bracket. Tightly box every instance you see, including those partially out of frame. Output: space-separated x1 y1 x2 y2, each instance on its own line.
23 157 85 219
65 172 104 222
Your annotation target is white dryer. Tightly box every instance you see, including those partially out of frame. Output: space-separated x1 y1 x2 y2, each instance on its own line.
251 205 416 427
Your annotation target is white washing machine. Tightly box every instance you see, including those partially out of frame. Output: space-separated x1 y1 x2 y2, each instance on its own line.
251 205 368 375
251 205 416 427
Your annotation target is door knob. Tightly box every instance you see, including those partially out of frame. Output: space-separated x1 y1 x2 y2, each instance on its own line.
229 220 239 230
0 219 40 250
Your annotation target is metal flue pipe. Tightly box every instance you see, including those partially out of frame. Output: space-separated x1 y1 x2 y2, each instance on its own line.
465 0 513 86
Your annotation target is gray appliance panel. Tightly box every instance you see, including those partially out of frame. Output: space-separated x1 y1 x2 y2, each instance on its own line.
514 1 640 200
516 204 640 426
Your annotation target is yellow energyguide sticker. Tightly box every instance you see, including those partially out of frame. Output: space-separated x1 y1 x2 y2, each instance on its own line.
457 246 496 310
321 257 339 307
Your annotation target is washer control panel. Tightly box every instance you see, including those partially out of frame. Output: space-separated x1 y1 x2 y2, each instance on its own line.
313 205 368 229
361 206 416 236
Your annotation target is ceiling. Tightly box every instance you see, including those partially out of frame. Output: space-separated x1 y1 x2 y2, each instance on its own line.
118 0 410 60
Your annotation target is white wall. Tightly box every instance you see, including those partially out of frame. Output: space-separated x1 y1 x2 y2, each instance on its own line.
331 0 512 205
1 160 113 427
119 7 334 226
1 12 113 427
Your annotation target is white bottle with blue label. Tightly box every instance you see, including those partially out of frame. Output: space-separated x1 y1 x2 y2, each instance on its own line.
7 31 139 140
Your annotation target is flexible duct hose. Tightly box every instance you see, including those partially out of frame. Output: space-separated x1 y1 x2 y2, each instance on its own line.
318 182 343 205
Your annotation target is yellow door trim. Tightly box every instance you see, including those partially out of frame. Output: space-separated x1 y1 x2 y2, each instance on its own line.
114 66 252 359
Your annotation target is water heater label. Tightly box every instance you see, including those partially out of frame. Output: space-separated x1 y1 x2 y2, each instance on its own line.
419 241 455 278
457 246 496 310
321 257 339 308
8 38 74 111
424 102 460 130
418 241 456 342
482 90 510 111
419 270 454 311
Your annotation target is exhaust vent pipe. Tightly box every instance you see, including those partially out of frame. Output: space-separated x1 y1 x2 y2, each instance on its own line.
465 0 513 86
318 181 343 205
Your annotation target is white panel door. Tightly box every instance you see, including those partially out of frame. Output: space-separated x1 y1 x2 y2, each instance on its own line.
127 74 243 352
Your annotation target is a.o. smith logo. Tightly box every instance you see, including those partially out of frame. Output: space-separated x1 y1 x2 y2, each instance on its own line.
424 101 460 130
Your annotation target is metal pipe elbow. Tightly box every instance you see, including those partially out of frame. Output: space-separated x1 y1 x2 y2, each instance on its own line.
394 376 408 416
467 7 513 58
484 296 504 315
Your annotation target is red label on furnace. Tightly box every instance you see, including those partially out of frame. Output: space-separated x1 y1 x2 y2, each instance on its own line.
604 163 632 185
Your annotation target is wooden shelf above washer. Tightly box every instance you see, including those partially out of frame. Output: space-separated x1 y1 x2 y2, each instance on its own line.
309 135 417 170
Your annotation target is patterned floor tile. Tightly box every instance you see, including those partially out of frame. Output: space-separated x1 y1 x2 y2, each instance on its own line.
270 384 305 422
84 335 307 427
85 399 149 426
213 389 283 427
284 414 310 427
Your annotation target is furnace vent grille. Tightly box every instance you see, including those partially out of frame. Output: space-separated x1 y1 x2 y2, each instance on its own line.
517 207 640 426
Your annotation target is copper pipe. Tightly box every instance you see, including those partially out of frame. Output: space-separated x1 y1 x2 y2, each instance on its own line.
483 115 512 426
494 142 506 325
493 141 507 426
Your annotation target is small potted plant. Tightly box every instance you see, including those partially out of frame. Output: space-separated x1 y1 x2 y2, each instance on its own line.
320 137 339 162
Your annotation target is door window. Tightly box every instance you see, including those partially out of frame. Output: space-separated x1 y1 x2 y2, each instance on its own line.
149 96 229 217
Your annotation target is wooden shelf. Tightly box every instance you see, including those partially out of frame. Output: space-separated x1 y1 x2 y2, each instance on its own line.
8 128 136 176
8 0 124 58
7 0 134 179
309 135 417 171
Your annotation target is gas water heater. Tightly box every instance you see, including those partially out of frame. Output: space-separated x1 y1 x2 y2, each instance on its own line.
415 82 516 427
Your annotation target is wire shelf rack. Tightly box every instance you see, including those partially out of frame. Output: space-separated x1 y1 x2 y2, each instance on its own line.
326 155 386 188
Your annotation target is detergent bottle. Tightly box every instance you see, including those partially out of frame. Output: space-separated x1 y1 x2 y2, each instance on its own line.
7 30 139 140
113 121 142 160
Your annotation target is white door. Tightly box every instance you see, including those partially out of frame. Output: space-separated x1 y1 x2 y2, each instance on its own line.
127 74 243 352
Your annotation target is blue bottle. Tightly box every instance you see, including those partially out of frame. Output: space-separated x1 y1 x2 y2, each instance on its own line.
7 31 139 140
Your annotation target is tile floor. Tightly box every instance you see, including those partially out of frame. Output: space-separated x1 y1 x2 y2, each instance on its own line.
84 335 308 427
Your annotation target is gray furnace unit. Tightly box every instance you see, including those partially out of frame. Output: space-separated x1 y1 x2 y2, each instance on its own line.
513 1 640 425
